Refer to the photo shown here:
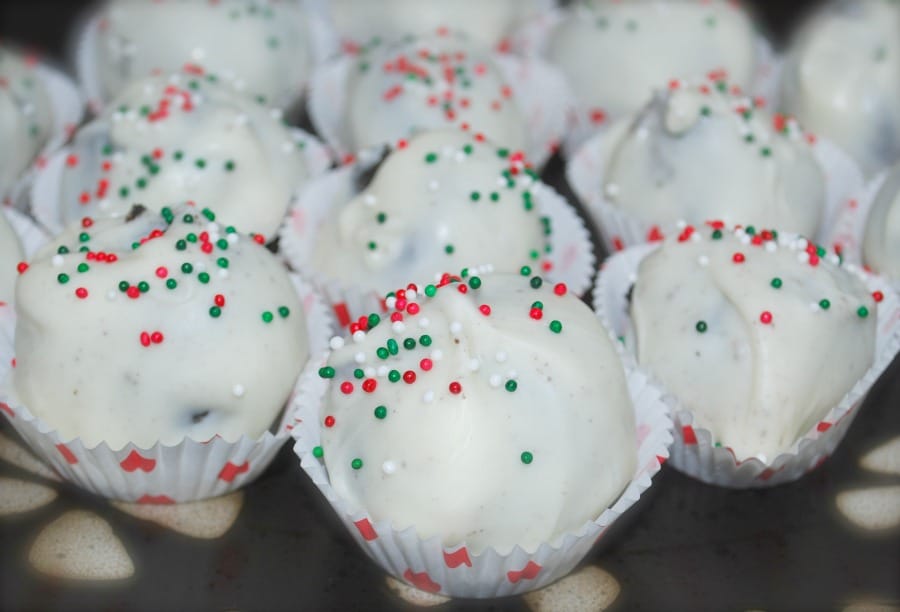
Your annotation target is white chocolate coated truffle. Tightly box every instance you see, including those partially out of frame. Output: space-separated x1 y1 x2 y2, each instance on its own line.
91 0 311 108
320 273 636 555
603 82 825 237
0 212 24 302
13 205 308 449
0 47 53 198
779 0 900 176
546 0 757 123
57 73 312 239
343 33 527 153
326 0 541 49
863 163 900 279
631 226 877 461
310 130 548 293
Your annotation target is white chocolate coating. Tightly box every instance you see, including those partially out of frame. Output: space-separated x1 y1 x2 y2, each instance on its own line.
0 47 53 198
0 212 24 303
863 163 900 279
321 273 636 555
779 0 900 177
58 73 312 239
326 0 541 49
344 33 527 153
13 205 309 449
603 82 825 237
310 130 548 293
631 227 876 461
92 0 311 108
546 0 757 123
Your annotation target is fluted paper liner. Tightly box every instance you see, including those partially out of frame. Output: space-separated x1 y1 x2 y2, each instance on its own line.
28 128 332 238
593 243 900 488
568 129 864 256
291 352 673 598
278 157 595 328
5 60 85 209
307 50 570 168
509 7 781 154
0 275 332 502
2 207 49 261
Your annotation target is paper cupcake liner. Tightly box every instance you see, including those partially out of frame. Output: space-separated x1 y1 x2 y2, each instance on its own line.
28 126 331 238
278 157 595 329
593 242 900 488
2 207 49 261
307 51 570 168
0 274 333 503
824 171 890 267
5 60 85 210
568 128 864 256
509 6 781 155
290 351 673 598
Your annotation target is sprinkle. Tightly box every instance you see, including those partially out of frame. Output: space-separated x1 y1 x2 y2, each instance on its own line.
318 366 335 379
696 321 708 333
449 381 462 394
312 446 324 458
857 306 870 319
402 370 417 384
771 277 783 289
505 380 517 392
760 311 773 324
262 311 274 323
330 336 345 350
351 458 363 470
232 384 245 398
520 451 533 465
340 381 354 394
374 405 387 419
549 320 562 333
732 253 745 264
819 299 831 310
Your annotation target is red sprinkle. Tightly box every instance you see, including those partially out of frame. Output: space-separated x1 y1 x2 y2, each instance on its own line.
150 331 163 344
449 381 462 394
553 283 567 296
16 262 28 274
760 311 773 325
419 358 433 371
75 288 88 299
402 370 416 384
732 253 746 264
324 416 335 428
479 304 491 316
126 286 140 299
406 303 420 315
530 308 543 320
873 291 884 303
340 382 354 395
139 332 151 347
214 294 226 307
155 266 168 278
362 378 377 393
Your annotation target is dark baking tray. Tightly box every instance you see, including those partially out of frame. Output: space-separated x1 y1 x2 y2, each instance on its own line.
1 1 898 610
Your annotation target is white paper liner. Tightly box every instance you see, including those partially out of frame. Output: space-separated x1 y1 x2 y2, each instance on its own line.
290 352 673 598
278 159 595 328
567 127 864 256
28 127 332 238
1 207 49 261
509 6 781 155
307 51 570 168
74 6 326 116
5 61 85 210
824 171 890 268
0 275 333 502
593 242 900 488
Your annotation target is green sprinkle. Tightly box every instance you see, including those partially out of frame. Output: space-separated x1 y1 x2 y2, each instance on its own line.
181 263 194 274
209 306 222 318
532 301 543 310
857 306 870 319
444 244 454 255
262 311 274 323
217 257 229 268
166 279 177 290
387 339 399 355
176 239 187 251
354 368 365 379
470 191 480 202
77 263 89 273
712 229 723 240
78 232 90 243
202 208 215 221
520 451 533 465
351 458 363 470
403 338 416 350
367 313 380 328
118 281 129 292
224 160 236 171
183 213 194 223
530 277 543 289
388 370 401 383
696 321 708 333
424 284 437 297
368 241 377 251
57 246 69 255
197 272 210 284
312 446 323 458
216 239 228 250
57 273 69 284
376 347 390 360
771 277 782 289
278 306 290 318
469 276 481 289
318 366 335 378
520 266 532 276
195 158 207 169
424 152 438 163
819 299 831 310
505 380 518 392
376 212 387 224
549 320 562 333
374 405 387 419
419 334 432 346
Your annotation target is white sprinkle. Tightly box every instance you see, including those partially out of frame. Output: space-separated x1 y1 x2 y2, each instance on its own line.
422 390 435 404
697 255 709 267
392 321 406 333
364 367 376 378
382 460 397 475
270 108 284 121
797 251 810 264
418 317 430 328
206 222 220 234
449 321 463 335
468 358 480 371
385 296 397 309
363 194 377 207
454 151 466 163
106 290 117 301
377 366 389 377
765 241 777 253
352 330 367 343
232 384 245 398
354 352 366 364
489 374 502 388
329 336 345 350
495 351 508 363
676 220 687 229
810 302 821 312
507 370 518 380
52 255 64 267
428 180 440 192
604 183 620 198
739 234 751 245
431 349 443 361
218 269 229 279
227 233 239 244
407 288 418 300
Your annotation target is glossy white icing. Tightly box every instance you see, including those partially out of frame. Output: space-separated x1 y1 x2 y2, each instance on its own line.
57 72 312 239
310 130 549 294
91 0 310 108
13 205 308 449
602 82 825 237
343 33 527 153
863 163 900 279
0 47 53 198
321 273 636 555
546 0 757 123
779 0 900 176
631 226 877 461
